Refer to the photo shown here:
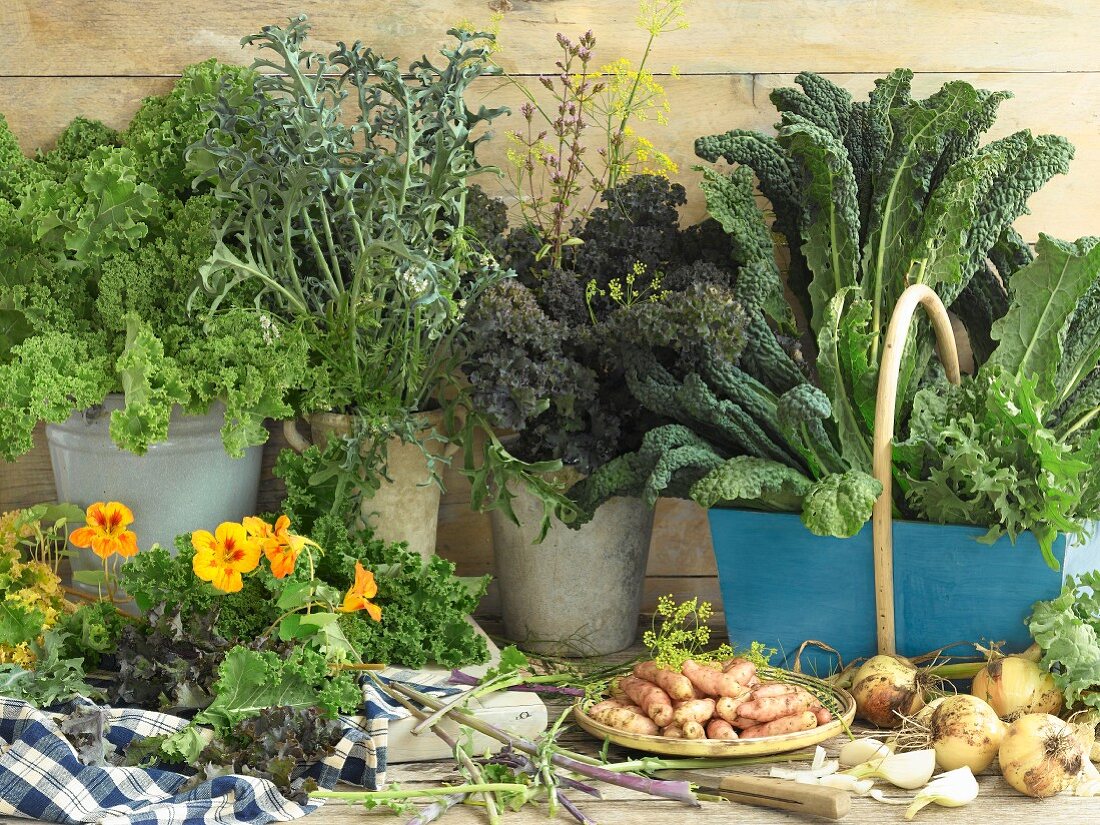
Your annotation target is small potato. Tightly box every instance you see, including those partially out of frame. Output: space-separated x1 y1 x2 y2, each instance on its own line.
706 719 738 740
620 676 675 727
682 720 705 739
721 658 757 688
590 705 660 735
750 682 800 699
673 698 716 727
715 695 746 723
738 692 814 722
661 724 685 739
634 661 695 701
813 706 833 726
740 711 818 739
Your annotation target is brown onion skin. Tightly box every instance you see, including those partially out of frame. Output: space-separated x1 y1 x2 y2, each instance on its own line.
971 656 1062 718
851 655 925 729
999 713 1083 798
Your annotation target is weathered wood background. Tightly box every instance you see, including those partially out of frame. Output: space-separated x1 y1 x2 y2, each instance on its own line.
2 0 1098 618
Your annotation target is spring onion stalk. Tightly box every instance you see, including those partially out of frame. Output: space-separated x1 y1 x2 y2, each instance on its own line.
904 768 979 820
385 681 699 806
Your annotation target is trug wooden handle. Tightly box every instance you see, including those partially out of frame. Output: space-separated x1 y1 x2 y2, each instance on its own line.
872 284 961 655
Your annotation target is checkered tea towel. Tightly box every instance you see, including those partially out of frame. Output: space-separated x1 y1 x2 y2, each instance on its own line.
0 675 459 825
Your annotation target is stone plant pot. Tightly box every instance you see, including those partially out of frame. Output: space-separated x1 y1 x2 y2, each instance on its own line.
283 408 456 561
46 395 264 595
491 488 655 657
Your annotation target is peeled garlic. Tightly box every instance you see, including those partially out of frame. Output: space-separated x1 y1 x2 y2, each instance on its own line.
838 737 893 767
904 767 978 820
843 749 936 790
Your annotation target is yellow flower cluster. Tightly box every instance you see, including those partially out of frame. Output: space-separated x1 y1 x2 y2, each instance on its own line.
0 510 69 666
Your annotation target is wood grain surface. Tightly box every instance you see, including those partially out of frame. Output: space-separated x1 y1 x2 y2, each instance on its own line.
0 632 1087 824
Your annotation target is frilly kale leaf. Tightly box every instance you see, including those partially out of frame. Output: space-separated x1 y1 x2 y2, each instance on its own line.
0 331 114 459
799 470 881 538
20 146 161 265
38 117 120 176
57 600 130 670
124 58 256 196
1028 572 1100 712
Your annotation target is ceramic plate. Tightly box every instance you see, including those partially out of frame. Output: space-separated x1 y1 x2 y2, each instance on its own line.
572 673 855 757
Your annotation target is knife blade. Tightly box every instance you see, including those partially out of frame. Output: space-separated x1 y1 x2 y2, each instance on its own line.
657 770 850 820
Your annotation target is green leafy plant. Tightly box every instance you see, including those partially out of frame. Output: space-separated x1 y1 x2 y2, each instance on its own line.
193 16 509 492
897 236 1100 566
0 60 306 458
1028 572 1100 712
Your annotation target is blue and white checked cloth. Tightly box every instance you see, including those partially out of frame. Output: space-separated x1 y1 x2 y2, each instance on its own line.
0 675 459 825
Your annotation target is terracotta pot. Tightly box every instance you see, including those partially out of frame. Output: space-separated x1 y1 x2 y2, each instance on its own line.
283 409 457 560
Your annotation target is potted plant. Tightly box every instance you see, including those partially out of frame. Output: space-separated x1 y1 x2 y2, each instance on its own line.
190 17 522 562
460 2 738 656
575 69 1100 664
0 60 307 590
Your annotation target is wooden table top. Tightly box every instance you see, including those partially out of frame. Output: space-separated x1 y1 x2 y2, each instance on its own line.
1 635 1094 824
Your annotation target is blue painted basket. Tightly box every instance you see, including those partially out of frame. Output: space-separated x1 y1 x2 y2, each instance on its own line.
707 508 1100 670
707 285 1100 672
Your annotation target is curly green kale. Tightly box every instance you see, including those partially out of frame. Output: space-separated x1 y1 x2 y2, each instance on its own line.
19 145 161 265
37 117 120 176
0 332 114 459
57 600 130 670
799 470 882 538
124 58 255 196
1027 572 1100 712
0 113 49 204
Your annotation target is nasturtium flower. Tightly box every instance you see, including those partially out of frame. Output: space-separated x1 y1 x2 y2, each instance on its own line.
191 522 260 593
243 514 315 579
339 561 382 621
69 501 139 560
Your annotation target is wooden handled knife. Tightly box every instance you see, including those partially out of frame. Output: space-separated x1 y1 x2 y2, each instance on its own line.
656 771 851 820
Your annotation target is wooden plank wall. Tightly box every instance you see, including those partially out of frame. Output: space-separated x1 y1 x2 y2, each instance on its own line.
2 1 1098 619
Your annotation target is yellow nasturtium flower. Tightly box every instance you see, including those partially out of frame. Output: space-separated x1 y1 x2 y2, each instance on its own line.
69 501 139 560
339 561 382 621
243 514 317 579
192 522 260 593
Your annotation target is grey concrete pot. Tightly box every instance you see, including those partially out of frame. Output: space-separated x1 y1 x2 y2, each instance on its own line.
46 395 263 595
491 490 654 657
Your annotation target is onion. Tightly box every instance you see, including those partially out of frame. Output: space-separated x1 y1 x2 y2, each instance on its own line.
927 695 1005 773
843 749 936 789
838 737 893 767
999 713 1085 798
971 656 1062 719
851 655 927 728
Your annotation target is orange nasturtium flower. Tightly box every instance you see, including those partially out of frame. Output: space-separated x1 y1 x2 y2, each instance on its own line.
69 501 139 560
243 514 316 579
192 522 260 593
339 561 382 621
